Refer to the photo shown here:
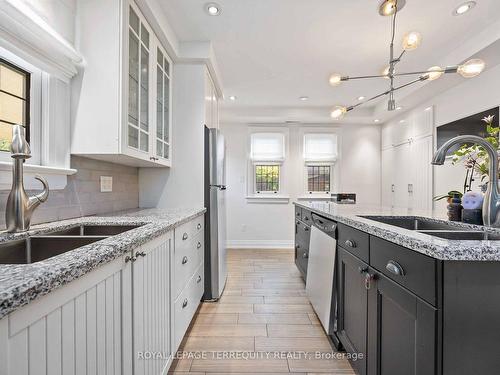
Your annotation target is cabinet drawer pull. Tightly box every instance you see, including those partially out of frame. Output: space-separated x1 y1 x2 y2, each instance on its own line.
302 252 308 259
135 251 146 257
182 256 188 265
304 216 309 221
197 275 202 283
197 241 202 249
296 212 300 217
386 260 405 276
344 239 357 248
304 227 309 232
182 233 188 240
197 223 202 230
358 266 368 274
182 299 188 308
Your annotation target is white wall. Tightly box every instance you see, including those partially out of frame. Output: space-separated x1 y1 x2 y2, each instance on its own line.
139 64 206 209
221 123 381 249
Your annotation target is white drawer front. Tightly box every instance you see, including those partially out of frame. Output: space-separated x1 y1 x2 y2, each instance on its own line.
175 216 204 249
173 263 204 352
174 233 204 298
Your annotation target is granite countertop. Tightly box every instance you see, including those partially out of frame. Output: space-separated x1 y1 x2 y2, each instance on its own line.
295 201 500 262
0 207 205 319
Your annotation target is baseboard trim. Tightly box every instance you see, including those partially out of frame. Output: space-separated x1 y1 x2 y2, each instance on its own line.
226 240 294 249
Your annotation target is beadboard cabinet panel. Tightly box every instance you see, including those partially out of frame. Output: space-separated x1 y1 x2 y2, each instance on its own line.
0 257 125 375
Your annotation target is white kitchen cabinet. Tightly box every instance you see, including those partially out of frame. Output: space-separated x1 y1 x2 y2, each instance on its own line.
122 233 173 375
381 148 395 207
72 0 172 167
408 136 433 211
0 256 126 375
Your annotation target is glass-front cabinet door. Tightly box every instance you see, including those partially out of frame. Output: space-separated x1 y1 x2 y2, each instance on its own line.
155 46 171 162
126 2 171 166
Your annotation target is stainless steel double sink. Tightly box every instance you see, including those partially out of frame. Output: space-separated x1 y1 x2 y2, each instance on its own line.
0 224 142 265
360 216 500 241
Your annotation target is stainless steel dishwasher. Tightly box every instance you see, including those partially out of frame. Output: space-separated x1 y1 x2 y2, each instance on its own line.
306 213 337 335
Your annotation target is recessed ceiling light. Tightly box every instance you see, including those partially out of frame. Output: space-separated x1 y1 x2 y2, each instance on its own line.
228 95 237 101
358 96 366 101
396 106 403 111
400 119 406 123
374 119 380 123
205 2 221 16
425 106 432 111
453 1 476 16
299 96 309 101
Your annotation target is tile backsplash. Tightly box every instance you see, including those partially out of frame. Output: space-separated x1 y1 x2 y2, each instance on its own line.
0 156 139 229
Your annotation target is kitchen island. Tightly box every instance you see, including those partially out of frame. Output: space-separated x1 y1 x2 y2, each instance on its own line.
294 201 500 375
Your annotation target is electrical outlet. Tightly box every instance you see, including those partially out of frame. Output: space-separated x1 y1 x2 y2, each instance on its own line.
100 176 113 192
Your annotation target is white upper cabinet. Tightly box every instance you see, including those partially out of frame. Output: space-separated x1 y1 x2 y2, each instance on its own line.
72 0 172 167
381 106 434 149
204 71 219 129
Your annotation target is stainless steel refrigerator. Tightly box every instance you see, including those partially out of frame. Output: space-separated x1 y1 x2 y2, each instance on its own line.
203 126 227 300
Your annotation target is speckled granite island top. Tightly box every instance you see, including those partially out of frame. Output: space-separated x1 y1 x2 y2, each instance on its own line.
0 207 205 319
295 201 500 262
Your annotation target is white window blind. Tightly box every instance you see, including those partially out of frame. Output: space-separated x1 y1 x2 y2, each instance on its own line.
250 133 285 162
303 133 338 162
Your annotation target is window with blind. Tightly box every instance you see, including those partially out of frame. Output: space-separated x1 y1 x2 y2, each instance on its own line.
303 133 337 194
0 59 30 152
250 132 285 194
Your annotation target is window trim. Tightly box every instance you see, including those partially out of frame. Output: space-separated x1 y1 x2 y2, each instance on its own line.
0 49 42 164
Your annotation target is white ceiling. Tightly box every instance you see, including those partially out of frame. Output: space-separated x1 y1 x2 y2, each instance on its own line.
160 0 500 122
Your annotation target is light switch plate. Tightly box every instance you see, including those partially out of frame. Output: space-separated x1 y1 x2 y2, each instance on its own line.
100 176 113 192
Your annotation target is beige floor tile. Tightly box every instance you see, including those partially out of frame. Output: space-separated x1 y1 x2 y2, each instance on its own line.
198 303 254 314
241 289 302 297
219 295 264 304
267 324 326 337
255 337 333 352
168 372 205 375
288 358 354 373
254 304 314 314
222 289 242 296
191 313 239 325
189 324 267 337
191 357 290 373
238 313 312 325
182 336 255 351
169 358 193 372
254 282 306 290
264 296 311 305
308 313 321 325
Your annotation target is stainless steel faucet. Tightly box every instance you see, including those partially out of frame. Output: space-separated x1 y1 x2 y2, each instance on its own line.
5 125 49 232
432 135 500 227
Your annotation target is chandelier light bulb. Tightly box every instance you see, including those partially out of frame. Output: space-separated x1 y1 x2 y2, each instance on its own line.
424 66 444 81
329 73 343 86
458 59 485 78
330 106 347 119
402 32 422 51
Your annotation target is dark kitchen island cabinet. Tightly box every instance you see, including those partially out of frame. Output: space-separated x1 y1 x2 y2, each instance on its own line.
337 222 500 375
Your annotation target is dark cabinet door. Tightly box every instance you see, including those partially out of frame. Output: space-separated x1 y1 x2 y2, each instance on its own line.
337 247 369 375
367 270 437 375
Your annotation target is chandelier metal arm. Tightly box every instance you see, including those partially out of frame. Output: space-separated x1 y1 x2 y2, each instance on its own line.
347 75 428 112
343 66 459 82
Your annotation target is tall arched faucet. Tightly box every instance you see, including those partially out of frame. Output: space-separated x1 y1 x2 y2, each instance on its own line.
432 135 500 227
5 125 49 232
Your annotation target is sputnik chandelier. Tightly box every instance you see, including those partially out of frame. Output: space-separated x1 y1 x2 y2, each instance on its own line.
329 0 486 119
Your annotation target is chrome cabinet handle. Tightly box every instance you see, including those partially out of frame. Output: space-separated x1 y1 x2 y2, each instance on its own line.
302 252 308 259
304 227 309 232
197 275 202 283
364 273 376 290
182 233 188 240
135 251 146 257
182 299 188 308
344 239 357 248
182 256 188 265
197 223 202 230
197 242 202 249
304 216 309 221
125 255 137 263
358 266 368 274
386 260 405 276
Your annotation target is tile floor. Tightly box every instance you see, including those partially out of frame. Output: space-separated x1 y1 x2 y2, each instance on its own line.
169 249 355 374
